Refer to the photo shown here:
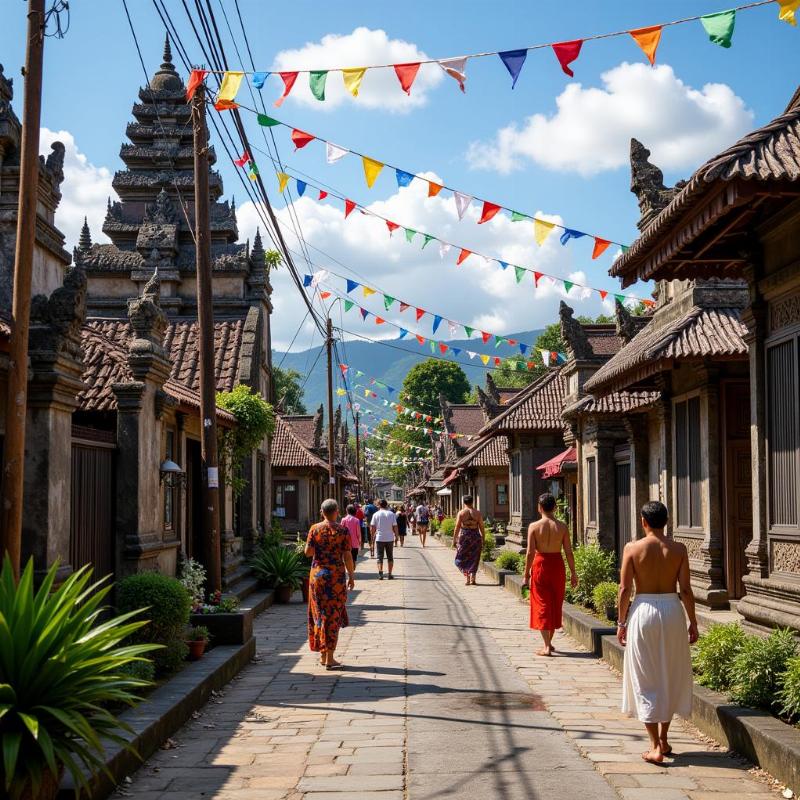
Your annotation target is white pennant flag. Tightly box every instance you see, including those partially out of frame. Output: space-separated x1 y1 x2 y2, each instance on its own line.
454 191 472 220
438 57 468 92
310 269 329 287
467 350 477 359
326 142 348 164
439 242 452 260
540 349 551 366
448 322 458 337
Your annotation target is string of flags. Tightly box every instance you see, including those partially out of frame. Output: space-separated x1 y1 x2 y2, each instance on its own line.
233 109 625 254
187 1 794 109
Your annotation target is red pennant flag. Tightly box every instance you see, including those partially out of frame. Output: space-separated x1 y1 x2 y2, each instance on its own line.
386 220 399 236
456 248 471 266
551 351 558 361
394 62 421 95
319 291 331 299
344 199 356 218
533 271 543 287
186 69 208 101
439 343 449 354
214 99 239 111
428 182 443 197
371 391 378 398
318 190 328 200
598 290 608 301
399 302 410 312
494 357 501 367
375 317 385 325
478 201 502 224
415 308 425 322
592 238 612 259
415 412 422 419
416 334 425 345
481 331 491 343
527 361 534 370
291 128 315 149
552 40 583 77
339 364 348 373
233 149 251 168
642 299 655 308
508 339 517 346
275 72 298 106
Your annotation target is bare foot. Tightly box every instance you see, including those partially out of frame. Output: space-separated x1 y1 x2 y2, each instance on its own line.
535 647 552 657
659 741 672 755
642 749 663 764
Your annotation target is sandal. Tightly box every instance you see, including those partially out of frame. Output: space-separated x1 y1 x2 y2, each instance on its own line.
326 663 344 671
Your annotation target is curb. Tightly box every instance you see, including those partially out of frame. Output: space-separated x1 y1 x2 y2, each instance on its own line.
480 561 516 586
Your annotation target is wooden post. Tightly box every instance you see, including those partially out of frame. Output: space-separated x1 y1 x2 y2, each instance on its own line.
191 83 222 593
354 411 361 502
1 0 45 578
326 316 336 497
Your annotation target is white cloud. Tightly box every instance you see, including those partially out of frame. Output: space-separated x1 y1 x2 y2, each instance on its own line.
466 62 753 176
40 128 112 250
237 174 620 350
270 27 443 112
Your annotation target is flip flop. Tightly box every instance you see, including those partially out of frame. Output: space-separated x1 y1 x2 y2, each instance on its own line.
326 663 344 671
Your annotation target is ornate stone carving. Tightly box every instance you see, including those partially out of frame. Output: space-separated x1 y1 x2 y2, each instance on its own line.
772 541 800 575
145 188 177 224
559 301 592 360
675 535 703 561
313 404 324 450
630 138 686 232
28 266 87 359
44 141 65 187
769 292 800 333
615 298 637 343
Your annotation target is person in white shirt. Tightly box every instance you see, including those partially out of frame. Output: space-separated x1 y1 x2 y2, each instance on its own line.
415 502 430 548
370 499 398 580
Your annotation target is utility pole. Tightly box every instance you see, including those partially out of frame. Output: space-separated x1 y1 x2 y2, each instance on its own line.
354 411 361 502
1 0 45 578
191 83 222 594
325 317 336 496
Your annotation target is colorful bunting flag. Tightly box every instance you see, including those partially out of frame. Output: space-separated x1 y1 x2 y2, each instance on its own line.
439 243 451 259
510 211 529 222
540 350 551 366
563 280 574 294
514 266 526 284
186 69 208 101
362 156 384 188
416 334 425 345
309 70 327 101
778 0 800 24
456 248 471 266
439 57 467 92
415 308 425 321
428 182 443 197
252 71 268 89
629 25 663 65
598 290 608 301
318 190 328 200
439 343 449 354
399 302 410 312
534 218 556 245
533 272 543 287
551 40 583 77
592 238 612 259
560 228 586 246
360 308 369 320
336 388 346 396
481 332 491 344
361 287 376 298
394 62 422 94
478 201 502 224
345 279 359 293
480 354 490 366
277 172 290 193
432 315 443 333
701 10 736 47
454 192 472 220
302 274 313 287
274 72 298 107
319 291 331 299
464 326 474 338
296 179 307 196
421 234 435 249
233 149 251 168
375 317 385 325
386 220 399 235
217 71 244 106
344 299 354 312
326 142 348 164
398 328 408 339
257 113 280 127
342 67 367 96
384 295 396 310
344 199 356 218
498 261 509 270
404 228 417 243
291 128 315 149
499 49 527 88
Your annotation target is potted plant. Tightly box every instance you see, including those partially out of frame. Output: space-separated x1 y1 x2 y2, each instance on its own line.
295 534 312 602
0 557 159 800
251 546 305 603
186 625 210 660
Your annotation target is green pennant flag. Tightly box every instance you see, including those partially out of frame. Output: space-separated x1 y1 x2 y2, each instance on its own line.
621 245 630 254
309 70 328 100
384 295 396 310
514 266 526 284
344 299 354 312
430 340 436 354
510 211 530 222
248 163 259 177
614 293 626 305
515 360 524 371
464 325 474 338
405 228 417 244
701 9 736 48
257 113 280 127
375 381 386 389
356 370 364 377
563 280 574 294
421 233 435 249
494 335 505 349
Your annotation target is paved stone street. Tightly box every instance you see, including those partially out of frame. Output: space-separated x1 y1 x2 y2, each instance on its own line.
118 538 779 800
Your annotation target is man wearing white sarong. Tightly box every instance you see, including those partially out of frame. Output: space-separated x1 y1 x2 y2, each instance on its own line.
617 501 699 764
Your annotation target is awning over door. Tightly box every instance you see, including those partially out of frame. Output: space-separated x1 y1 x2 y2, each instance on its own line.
536 447 577 479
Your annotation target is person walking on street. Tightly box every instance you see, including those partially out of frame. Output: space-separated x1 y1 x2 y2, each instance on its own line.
396 506 408 547
618 501 698 765
522 493 578 657
363 497 378 558
409 503 417 536
453 495 485 585
342 504 362 567
354 502 366 547
370 499 398 580
415 501 430 548
305 499 356 670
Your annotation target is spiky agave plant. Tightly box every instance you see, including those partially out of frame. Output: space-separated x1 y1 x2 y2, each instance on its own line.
0 557 160 799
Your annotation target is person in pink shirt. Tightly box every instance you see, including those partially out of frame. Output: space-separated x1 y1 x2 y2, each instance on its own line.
342 504 362 567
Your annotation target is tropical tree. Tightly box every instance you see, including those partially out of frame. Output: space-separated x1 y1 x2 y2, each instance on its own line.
273 365 307 414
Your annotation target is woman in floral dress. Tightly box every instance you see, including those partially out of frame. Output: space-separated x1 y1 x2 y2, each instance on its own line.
305 498 356 669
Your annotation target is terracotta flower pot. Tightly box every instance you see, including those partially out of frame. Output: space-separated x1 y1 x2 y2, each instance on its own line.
301 575 310 603
187 638 207 660
276 584 294 604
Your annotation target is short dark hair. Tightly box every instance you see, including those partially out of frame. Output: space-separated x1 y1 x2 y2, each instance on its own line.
462 494 473 505
346 504 356 515
378 498 388 508
641 500 668 529
538 493 556 512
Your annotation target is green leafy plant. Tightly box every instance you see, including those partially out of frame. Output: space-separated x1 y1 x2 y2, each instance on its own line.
778 656 800 720
251 545 306 590
555 496 569 525
0 557 158 799
692 623 748 691
217 384 277 497
592 581 619 621
439 517 456 537
570 544 616 607
482 530 496 562
730 628 798 709
179 557 206 607
495 551 524 573
117 572 191 674
216 596 240 613
187 625 210 642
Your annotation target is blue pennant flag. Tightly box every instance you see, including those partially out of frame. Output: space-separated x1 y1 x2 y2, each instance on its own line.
387 385 396 394
398 328 408 339
302 274 313 287
559 228 587 246
499 49 528 88
252 71 269 89
451 347 462 357
360 308 369 320
498 261 509 270
432 315 443 334
296 180 307 196
519 343 528 355
346 279 359 293
395 169 415 188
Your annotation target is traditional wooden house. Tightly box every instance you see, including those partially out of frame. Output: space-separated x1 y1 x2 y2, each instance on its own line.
599 89 800 629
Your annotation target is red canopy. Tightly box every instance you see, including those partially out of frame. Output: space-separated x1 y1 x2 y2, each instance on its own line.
536 447 577 479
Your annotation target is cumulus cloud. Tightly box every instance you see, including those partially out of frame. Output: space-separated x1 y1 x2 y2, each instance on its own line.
40 128 112 250
270 27 443 112
237 174 618 350
466 62 753 176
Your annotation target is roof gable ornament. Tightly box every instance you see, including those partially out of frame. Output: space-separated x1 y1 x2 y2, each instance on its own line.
615 298 639 343
145 188 177 224
630 138 686 232
559 301 592 360
313 404 324 450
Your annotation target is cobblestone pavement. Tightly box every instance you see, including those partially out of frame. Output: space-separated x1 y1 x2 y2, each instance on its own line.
118 538 780 800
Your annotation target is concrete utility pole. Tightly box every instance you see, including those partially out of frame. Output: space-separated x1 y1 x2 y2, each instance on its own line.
354 411 361 502
1 0 45 578
191 82 222 594
325 317 336 495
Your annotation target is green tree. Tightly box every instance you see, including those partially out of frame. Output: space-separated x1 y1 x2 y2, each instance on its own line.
401 359 470 411
492 322 567 389
273 365 307 414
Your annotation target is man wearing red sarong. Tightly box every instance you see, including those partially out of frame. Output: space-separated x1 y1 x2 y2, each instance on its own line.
522 493 578 656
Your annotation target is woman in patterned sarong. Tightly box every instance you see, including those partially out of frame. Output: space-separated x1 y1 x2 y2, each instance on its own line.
453 495 485 586
305 499 356 670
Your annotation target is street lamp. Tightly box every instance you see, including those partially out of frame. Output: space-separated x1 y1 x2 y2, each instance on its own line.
159 458 186 489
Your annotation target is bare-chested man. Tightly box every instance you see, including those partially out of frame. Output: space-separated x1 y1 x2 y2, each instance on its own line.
522 493 578 657
617 500 698 764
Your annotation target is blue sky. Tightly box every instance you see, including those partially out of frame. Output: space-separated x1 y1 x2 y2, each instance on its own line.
1 1 798 350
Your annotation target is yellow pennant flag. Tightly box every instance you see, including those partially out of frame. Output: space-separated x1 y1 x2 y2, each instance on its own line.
778 0 800 24
277 172 290 193
534 218 555 246
342 67 367 96
362 156 384 188
364 389 370 397
336 388 346 396
362 286 376 297
480 354 490 366
217 71 244 104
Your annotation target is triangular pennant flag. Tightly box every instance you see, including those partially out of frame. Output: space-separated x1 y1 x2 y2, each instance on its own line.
404 228 417 243
534 218 556 245
563 280 574 294
277 172 290 193
342 67 367 96
456 248 471 266
274 72 298 107
467 351 476 359
499 49 527 88
439 343 449 354
432 315 443 333
375 317 385 325
464 325 474 338
217 71 244 104
451 347 462 357
533 271 543 287
438 57 467 92
629 25 663 65
415 308 425 322
399 302 410 312
592 238 612 259
560 228 586 246
540 349 551 366
310 270 328 287
319 291 331 299
398 328 408 339
362 156 384 188
291 128 315 149
514 266 526 284
296 179 307 196
494 335 504 348
439 242 451 259
326 142 348 164
498 261 509 270
642 299 656 308
384 295 396 310
234 149 251 168
551 40 583 77
257 113 280 127
621 245 630 254
494 357 502 367
360 308 369 320
416 334 425 345
396 169 415 188
339 363 348 373
336 388 346 396
302 274 313 287
454 192 472 220
614 293 626 305
428 182 443 197
252 71 268 89
345 279 359 293
386 220 399 236
701 10 736 48
478 201 502 224
510 211 530 222
362 287 376 297
344 199 356 219
344 299 354 312
421 234 435 249
519 343 528 355
309 70 327 101
778 0 800 25
598 290 608 301
394 62 421 94
429 340 436 354
248 163 259 180
480 354 490 366
186 69 208 101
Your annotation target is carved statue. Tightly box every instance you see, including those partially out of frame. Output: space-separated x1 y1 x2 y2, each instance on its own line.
615 298 638 343
45 141 65 187
145 188 177 224
630 138 686 232
559 301 592 360
29 266 87 358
